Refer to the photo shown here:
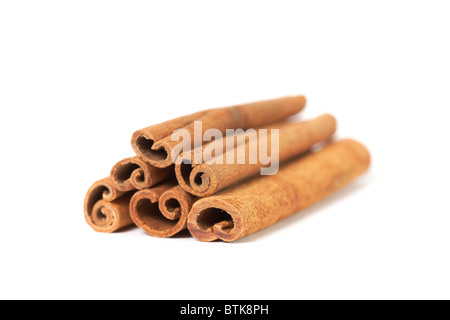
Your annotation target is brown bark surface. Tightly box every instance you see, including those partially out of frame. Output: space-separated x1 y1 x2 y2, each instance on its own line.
187 139 371 242
131 96 306 168
176 114 336 197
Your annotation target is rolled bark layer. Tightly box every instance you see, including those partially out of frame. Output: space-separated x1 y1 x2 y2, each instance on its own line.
110 156 173 192
176 114 337 197
131 96 306 168
131 111 209 167
187 139 371 242
129 181 197 237
84 178 134 233
158 186 198 237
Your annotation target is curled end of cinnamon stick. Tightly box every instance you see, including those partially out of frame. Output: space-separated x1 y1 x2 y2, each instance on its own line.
84 178 133 233
187 199 244 242
175 159 219 197
131 131 172 168
189 165 218 196
129 182 194 238
110 156 173 192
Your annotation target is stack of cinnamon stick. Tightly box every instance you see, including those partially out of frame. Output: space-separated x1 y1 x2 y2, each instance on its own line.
84 96 370 242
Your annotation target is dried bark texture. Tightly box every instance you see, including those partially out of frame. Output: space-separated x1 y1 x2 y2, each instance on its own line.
110 156 173 192
129 181 198 237
176 114 337 197
174 121 289 169
84 177 134 233
131 96 306 168
187 139 371 242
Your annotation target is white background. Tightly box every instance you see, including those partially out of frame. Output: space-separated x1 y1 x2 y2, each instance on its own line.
1 1 449 300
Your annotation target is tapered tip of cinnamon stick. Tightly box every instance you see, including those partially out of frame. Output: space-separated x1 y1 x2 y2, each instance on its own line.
289 95 307 111
187 199 243 242
339 138 372 169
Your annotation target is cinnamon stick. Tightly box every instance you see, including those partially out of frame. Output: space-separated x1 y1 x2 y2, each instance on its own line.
131 110 209 166
110 156 173 192
131 96 306 168
158 186 198 236
187 139 371 242
176 114 337 197
84 177 134 233
129 180 198 237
